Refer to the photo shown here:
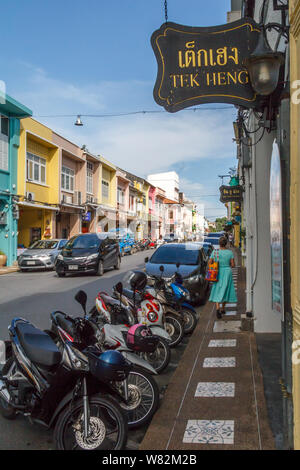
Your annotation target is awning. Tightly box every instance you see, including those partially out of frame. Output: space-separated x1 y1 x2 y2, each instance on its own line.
17 201 59 211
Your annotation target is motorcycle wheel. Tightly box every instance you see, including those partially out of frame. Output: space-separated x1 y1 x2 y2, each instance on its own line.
182 308 198 335
141 337 170 374
164 314 184 348
0 357 16 420
54 395 127 450
118 367 159 429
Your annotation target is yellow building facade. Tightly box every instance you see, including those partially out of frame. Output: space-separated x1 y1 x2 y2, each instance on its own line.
290 0 300 450
17 118 60 247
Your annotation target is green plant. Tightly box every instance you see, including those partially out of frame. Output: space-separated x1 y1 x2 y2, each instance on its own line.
0 250 6 256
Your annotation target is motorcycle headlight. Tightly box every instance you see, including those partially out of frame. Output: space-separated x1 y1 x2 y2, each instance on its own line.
57 254 63 261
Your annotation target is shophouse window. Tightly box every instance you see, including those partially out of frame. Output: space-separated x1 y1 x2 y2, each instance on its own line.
129 195 135 211
117 186 125 204
26 152 46 184
86 161 93 194
0 116 9 172
149 197 153 209
169 210 174 219
102 180 109 200
61 166 74 192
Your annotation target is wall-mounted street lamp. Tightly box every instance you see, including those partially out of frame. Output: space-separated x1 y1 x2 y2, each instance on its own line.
244 30 285 96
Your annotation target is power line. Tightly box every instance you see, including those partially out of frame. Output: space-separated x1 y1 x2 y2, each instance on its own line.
34 106 235 119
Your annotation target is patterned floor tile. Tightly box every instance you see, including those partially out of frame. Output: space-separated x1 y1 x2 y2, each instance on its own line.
203 357 236 368
213 321 241 333
224 310 237 316
208 339 237 347
183 420 234 444
195 382 235 397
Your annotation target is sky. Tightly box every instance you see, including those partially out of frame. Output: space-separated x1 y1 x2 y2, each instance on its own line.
1 0 237 220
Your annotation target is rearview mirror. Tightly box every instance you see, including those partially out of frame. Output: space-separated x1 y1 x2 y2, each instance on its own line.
176 262 180 269
115 282 123 295
145 257 149 263
75 290 87 314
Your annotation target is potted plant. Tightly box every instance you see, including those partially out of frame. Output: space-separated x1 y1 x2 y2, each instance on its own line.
0 250 7 267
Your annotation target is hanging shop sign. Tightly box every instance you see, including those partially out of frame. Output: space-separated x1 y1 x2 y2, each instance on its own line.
219 185 243 203
82 211 91 222
151 18 261 112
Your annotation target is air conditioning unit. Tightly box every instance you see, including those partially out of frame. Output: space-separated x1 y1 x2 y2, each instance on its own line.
74 191 82 206
26 192 35 202
61 194 73 204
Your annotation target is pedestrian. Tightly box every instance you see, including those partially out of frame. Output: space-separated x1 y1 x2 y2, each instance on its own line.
208 236 237 319
229 233 234 246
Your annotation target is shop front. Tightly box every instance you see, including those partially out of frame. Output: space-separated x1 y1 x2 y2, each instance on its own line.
17 201 57 248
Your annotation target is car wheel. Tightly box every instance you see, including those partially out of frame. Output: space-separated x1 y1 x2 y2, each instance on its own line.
114 256 121 270
97 260 104 276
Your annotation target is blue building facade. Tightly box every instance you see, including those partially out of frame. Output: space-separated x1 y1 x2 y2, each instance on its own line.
0 95 32 266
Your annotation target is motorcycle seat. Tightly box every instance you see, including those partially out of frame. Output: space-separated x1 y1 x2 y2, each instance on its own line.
52 312 76 339
122 288 142 303
16 322 61 368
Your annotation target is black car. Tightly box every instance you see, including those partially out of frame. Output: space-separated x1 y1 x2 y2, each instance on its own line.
55 233 121 277
145 242 209 305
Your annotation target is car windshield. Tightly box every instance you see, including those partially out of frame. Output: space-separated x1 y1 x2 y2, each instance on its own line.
150 245 200 265
64 235 101 249
29 240 58 249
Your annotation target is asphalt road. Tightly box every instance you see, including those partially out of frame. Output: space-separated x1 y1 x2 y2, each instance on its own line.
0 249 192 450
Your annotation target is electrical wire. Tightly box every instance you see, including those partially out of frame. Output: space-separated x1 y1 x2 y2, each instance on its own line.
34 106 235 119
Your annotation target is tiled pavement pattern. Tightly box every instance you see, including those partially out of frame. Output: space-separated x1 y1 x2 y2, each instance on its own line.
140 251 275 450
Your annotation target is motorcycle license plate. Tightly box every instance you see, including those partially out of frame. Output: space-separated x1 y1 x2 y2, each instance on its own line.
27 261 36 265
68 265 78 270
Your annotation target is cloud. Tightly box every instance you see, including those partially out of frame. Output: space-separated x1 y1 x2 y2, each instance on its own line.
10 62 235 218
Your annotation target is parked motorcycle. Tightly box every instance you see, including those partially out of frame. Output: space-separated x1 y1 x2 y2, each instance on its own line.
0 317 128 450
116 270 184 348
100 284 171 373
48 290 160 429
147 264 198 335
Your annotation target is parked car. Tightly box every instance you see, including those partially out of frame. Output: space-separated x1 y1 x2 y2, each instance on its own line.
145 242 209 305
203 237 220 249
18 239 68 271
108 228 134 256
55 233 121 277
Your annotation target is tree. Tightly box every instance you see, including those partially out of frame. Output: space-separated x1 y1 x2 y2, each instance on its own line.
213 217 228 232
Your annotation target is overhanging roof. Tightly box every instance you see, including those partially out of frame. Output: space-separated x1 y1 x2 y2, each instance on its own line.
0 94 32 118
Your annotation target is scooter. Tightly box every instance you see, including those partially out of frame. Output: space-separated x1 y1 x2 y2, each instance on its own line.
112 275 184 348
49 290 160 429
99 285 171 373
147 263 198 335
0 317 129 450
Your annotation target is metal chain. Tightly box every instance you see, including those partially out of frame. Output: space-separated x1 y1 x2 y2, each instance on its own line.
164 0 168 23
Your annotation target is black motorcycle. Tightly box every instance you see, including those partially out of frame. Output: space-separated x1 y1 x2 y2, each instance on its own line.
0 317 129 450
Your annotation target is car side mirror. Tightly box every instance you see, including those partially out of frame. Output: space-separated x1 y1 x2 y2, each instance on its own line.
176 262 180 269
75 290 87 315
145 257 149 263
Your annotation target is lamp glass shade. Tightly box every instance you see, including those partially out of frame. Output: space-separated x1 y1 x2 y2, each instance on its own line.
75 115 83 126
248 56 282 95
244 32 284 96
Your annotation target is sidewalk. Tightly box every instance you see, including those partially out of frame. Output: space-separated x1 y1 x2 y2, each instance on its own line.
0 266 19 275
140 251 275 450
